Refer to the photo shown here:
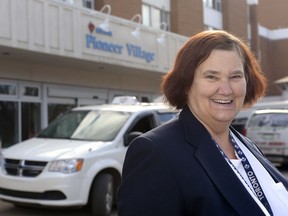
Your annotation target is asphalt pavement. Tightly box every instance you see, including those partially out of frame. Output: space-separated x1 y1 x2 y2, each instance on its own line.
1 167 287 215
0 201 118 216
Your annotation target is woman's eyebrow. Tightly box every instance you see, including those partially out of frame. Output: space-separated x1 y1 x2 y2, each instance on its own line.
231 70 245 75
202 70 220 75
202 69 244 75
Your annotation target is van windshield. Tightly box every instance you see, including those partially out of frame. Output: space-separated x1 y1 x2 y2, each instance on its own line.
248 113 288 128
38 110 131 141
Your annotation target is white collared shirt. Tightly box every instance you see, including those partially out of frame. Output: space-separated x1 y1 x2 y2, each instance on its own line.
229 133 288 216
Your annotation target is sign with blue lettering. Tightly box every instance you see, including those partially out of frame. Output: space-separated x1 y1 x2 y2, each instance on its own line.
84 21 156 64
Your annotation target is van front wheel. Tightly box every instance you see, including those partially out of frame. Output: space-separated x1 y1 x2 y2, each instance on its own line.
90 173 114 216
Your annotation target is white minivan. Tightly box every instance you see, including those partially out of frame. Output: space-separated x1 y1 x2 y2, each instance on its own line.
232 100 288 135
245 109 288 165
0 97 178 216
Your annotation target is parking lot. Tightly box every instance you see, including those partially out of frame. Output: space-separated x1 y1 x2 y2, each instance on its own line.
0 167 287 215
0 201 118 216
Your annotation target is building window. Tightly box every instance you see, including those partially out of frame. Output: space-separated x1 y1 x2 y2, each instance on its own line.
0 83 17 96
48 103 75 123
21 102 41 141
57 0 94 9
204 25 218 30
60 0 74 4
0 101 18 148
23 86 39 97
83 0 94 9
20 84 41 101
203 0 222 12
142 4 170 30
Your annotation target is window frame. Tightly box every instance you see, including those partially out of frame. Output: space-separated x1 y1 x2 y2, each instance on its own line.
142 3 170 31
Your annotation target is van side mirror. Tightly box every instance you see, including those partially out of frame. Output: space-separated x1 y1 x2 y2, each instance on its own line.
124 131 143 147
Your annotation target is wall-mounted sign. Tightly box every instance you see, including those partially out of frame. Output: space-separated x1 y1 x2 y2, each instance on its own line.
85 22 155 64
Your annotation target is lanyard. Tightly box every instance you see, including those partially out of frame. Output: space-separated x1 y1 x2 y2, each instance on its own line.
211 132 273 216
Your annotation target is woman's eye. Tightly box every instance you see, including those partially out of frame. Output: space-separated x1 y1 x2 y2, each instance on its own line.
206 75 217 80
231 75 243 79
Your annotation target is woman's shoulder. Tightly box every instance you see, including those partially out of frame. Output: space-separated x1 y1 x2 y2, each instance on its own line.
144 117 183 141
128 117 187 158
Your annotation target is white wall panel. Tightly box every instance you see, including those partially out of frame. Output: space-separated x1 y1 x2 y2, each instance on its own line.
33 0 45 46
63 8 74 51
49 4 60 49
0 0 11 39
16 0 29 42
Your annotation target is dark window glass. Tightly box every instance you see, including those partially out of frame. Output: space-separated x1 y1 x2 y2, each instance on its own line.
0 101 18 147
48 103 75 123
21 102 41 141
23 87 39 97
0 84 16 95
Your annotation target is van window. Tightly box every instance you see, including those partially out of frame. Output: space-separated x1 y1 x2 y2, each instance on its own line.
38 110 131 141
248 113 288 128
158 112 178 124
130 114 156 134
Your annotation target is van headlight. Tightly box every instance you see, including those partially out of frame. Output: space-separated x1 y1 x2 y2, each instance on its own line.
49 159 84 174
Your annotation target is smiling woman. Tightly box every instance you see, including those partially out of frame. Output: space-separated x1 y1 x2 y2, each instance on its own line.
117 30 288 216
187 49 247 138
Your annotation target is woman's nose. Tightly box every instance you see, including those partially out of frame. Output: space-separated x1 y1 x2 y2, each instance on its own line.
218 79 232 95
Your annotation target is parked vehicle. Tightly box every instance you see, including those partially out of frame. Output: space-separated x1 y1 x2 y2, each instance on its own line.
231 100 288 135
0 96 178 216
244 109 288 165
231 109 252 135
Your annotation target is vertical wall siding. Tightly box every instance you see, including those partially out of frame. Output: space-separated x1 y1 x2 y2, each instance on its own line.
16 0 29 43
33 0 45 47
0 0 11 39
49 4 60 49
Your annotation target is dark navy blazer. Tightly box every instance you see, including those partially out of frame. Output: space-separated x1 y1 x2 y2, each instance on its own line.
117 105 288 216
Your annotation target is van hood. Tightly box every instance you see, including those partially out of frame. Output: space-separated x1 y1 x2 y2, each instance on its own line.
2 138 110 161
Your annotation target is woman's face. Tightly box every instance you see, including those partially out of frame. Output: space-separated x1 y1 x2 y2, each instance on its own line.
187 49 246 130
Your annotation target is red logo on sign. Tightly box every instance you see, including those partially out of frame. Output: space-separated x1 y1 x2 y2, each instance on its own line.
88 22 95 33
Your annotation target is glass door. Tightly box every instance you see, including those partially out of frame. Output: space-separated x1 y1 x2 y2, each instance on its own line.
21 102 41 141
0 101 18 148
47 98 76 124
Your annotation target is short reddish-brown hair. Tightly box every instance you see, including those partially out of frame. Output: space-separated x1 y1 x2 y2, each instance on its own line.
161 30 267 110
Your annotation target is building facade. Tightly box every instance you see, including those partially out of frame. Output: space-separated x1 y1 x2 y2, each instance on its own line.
0 0 288 148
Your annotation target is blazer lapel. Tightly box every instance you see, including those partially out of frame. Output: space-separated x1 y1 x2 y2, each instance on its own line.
179 106 265 215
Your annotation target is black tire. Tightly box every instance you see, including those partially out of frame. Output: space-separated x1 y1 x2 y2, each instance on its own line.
90 173 114 216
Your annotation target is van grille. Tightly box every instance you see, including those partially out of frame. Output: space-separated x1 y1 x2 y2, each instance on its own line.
3 159 47 177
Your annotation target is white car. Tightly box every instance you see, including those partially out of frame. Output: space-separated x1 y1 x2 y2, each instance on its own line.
244 109 288 166
0 97 178 216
